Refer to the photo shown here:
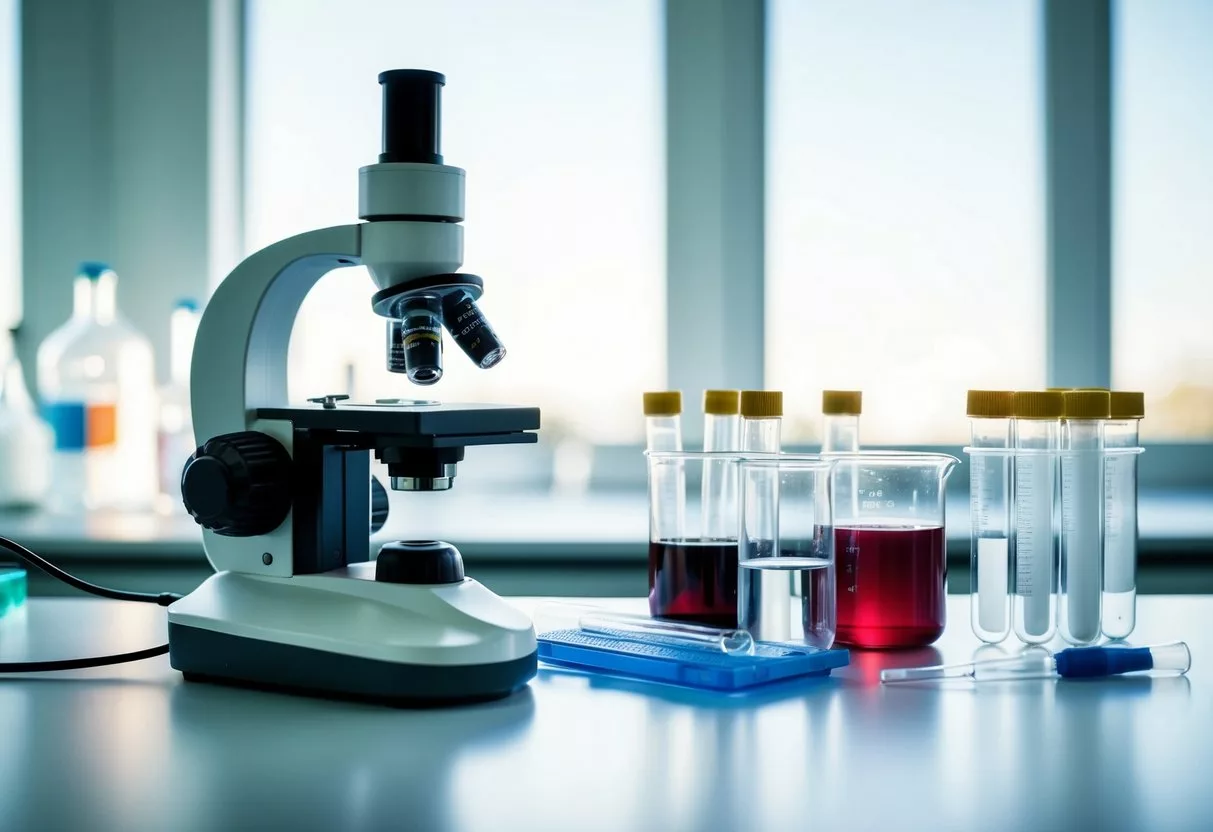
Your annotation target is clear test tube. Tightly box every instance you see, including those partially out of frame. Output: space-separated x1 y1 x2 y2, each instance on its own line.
739 391 785 636
702 390 741 540
1059 389 1110 646
644 392 685 540
821 390 861 453
741 391 783 454
1102 391 1144 640
966 390 1014 644
1011 391 1064 644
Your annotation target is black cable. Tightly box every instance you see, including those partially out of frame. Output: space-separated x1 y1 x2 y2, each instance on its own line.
0 535 182 673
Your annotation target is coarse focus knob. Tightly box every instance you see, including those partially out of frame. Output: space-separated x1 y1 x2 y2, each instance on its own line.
181 431 292 537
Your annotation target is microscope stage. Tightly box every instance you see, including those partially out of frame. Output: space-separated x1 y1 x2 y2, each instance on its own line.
257 401 540 441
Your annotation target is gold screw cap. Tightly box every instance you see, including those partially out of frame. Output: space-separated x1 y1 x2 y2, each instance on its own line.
740 391 783 418
1109 391 1145 419
704 390 740 416
643 391 682 417
822 390 862 416
967 390 1014 418
1013 391 1065 419
1062 389 1111 419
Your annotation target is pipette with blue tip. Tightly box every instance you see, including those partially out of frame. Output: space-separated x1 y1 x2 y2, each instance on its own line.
880 642 1191 684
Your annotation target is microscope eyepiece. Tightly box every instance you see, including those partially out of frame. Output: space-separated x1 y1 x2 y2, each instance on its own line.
378 69 445 165
442 290 507 369
386 297 443 385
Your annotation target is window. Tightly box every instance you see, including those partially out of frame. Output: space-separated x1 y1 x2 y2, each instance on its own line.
245 0 664 445
0 0 18 333
1112 0 1213 441
766 0 1045 445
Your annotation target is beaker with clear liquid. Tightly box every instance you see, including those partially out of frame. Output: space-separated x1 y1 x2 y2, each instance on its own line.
827 452 958 648
738 456 835 648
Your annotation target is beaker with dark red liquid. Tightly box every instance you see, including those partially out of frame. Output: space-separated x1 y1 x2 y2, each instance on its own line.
646 451 743 627
828 452 958 648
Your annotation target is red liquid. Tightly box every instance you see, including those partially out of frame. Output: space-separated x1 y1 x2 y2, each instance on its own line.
834 525 946 648
648 538 738 628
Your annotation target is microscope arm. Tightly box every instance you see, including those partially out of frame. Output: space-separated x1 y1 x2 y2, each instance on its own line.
190 224 363 444
190 218 464 444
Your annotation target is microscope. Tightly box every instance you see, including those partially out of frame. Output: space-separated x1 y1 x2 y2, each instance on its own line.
167 70 540 705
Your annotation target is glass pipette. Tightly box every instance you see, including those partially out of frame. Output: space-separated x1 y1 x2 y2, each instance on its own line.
533 603 755 655
881 641 1190 684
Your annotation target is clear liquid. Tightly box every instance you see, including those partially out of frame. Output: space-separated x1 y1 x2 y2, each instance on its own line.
738 556 834 649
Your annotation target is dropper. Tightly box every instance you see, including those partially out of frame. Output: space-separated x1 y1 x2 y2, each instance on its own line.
880 642 1191 684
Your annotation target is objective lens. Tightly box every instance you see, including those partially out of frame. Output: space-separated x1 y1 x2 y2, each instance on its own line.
386 299 443 385
441 290 506 369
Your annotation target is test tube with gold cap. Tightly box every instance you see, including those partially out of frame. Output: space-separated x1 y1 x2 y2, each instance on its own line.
1103 391 1145 639
1011 390 1065 645
1058 389 1110 646
967 390 1015 644
822 390 862 453
740 391 783 454
644 391 686 546
702 391 741 539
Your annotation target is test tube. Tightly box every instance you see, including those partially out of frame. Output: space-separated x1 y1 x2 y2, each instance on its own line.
644 391 685 541
966 390 1014 644
1102 391 1144 640
739 391 786 639
702 390 741 540
1011 391 1063 644
822 390 861 537
821 390 861 452
533 602 755 655
1059 389 1109 646
740 391 783 454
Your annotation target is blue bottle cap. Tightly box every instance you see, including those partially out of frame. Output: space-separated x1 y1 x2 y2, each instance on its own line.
79 262 111 280
173 298 200 312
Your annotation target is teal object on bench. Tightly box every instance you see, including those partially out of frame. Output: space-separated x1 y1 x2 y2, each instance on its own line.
1 568 27 617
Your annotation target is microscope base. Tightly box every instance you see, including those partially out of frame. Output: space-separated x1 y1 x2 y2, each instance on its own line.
166 568 538 706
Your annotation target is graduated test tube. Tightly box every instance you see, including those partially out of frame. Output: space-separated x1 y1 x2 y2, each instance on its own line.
644 392 685 538
1103 391 1144 640
1059 389 1109 646
702 390 741 540
967 390 1013 644
1012 391 1063 644
739 391 785 639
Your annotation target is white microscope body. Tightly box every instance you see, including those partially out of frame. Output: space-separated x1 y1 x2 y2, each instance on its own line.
166 71 539 704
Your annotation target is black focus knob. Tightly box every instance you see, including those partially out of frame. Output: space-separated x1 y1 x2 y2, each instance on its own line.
376 540 465 585
181 431 292 537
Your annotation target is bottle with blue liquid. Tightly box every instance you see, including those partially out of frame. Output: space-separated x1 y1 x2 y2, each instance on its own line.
36 263 157 512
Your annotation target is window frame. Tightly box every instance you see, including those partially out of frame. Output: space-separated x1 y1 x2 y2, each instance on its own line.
14 0 1210 494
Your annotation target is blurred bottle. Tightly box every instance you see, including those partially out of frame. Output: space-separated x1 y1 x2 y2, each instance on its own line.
0 329 53 508
36 263 157 512
157 299 200 513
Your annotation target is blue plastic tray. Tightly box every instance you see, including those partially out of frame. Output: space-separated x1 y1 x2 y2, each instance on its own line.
537 628 849 691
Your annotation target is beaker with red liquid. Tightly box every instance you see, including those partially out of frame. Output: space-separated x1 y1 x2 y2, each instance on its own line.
828 452 958 648
646 451 744 628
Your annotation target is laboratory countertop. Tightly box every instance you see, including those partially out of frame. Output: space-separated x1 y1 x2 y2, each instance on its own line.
2 488 1211 560
0 595 1210 831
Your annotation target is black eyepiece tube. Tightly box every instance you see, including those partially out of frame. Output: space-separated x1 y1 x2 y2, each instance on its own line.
378 69 445 164
442 290 506 369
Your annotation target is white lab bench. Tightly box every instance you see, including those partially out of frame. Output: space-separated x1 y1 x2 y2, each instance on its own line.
0 595 1209 831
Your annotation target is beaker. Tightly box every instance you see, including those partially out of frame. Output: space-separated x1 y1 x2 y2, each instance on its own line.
827 452 958 648
738 456 835 648
646 451 743 628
